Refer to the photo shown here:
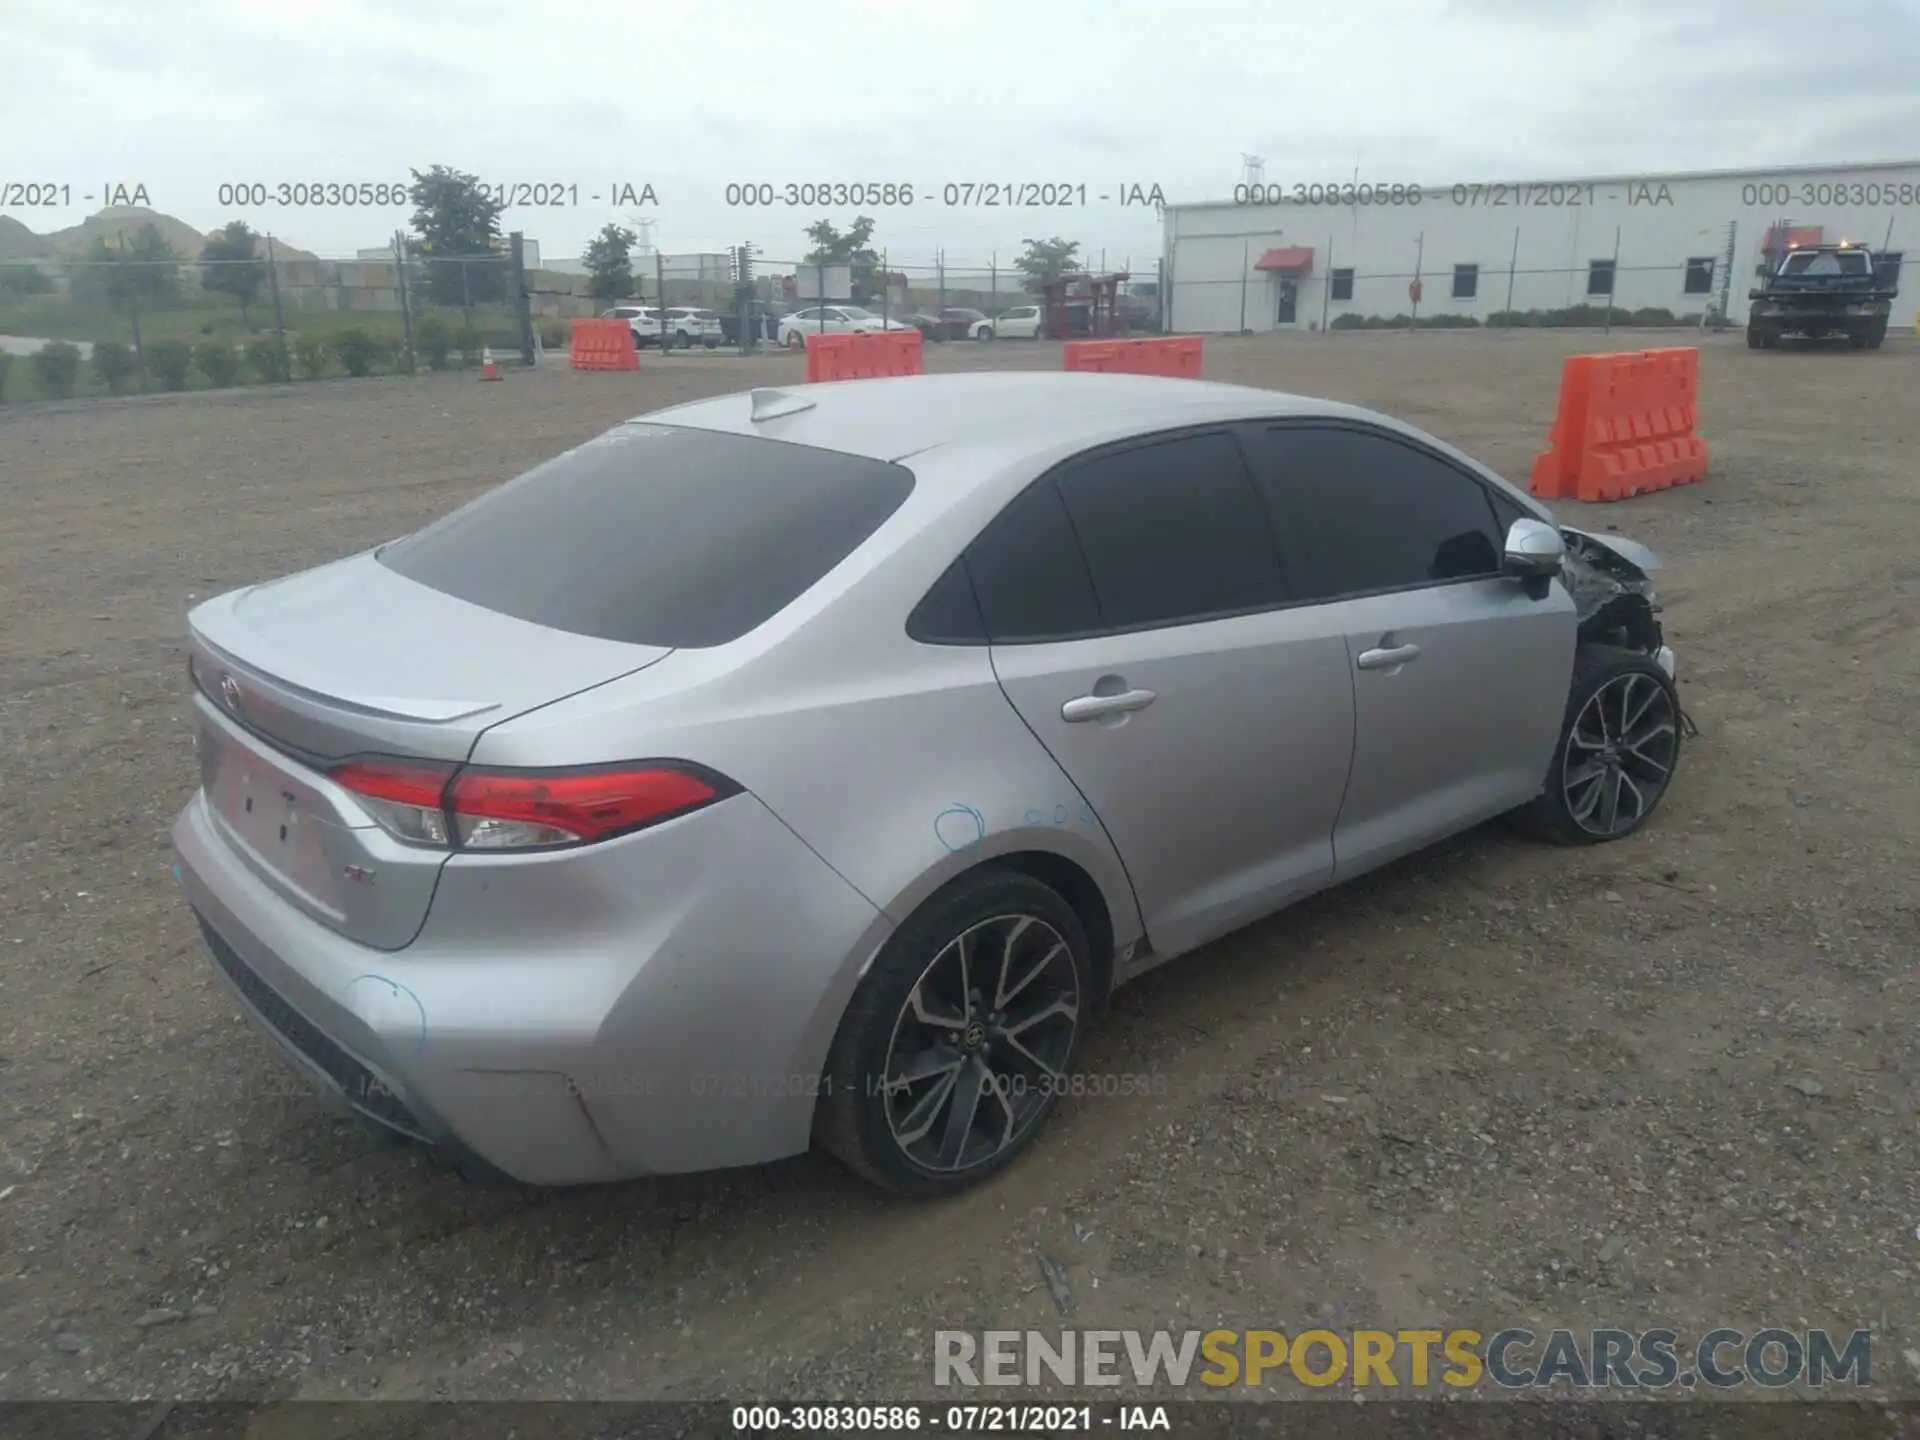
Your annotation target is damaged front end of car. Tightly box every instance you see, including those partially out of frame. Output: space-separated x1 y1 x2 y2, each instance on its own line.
1559 527 1677 682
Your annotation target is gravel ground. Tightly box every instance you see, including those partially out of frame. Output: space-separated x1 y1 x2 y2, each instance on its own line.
1 330 1915 1407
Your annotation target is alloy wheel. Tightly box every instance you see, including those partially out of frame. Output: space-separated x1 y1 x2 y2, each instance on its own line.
1563 671 1678 837
879 913 1081 1174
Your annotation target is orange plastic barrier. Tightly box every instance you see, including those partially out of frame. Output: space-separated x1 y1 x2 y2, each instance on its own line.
1062 335 1203 378
1528 347 1708 502
569 318 639 372
802 329 924 382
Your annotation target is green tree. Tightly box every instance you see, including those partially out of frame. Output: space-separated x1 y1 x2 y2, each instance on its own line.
76 225 181 306
245 337 291 383
411 315 453 370
803 217 879 301
200 221 267 325
583 223 638 303
145 339 195 391
407 165 507 307
91 340 141 393
292 334 332 380
1015 237 1080 293
31 340 81 398
332 327 388 377
194 337 241 387
0 265 54 298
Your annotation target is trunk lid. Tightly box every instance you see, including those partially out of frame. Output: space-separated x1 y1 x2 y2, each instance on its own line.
187 550 672 947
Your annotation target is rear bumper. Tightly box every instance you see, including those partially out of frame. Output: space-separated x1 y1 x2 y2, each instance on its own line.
171 789 891 1185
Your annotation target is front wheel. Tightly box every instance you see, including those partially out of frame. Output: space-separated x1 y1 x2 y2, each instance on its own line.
786 331 806 351
815 869 1093 1196
1511 647 1682 845
977 325 994 341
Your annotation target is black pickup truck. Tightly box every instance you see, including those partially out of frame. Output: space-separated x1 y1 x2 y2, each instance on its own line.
1746 243 1895 350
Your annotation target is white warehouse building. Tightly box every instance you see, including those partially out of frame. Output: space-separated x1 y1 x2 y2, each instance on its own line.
1160 159 1919 333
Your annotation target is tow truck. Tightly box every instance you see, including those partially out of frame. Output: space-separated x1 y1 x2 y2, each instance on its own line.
1746 240 1894 350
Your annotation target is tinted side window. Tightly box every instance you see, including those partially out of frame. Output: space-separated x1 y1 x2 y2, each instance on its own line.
906 557 987 644
964 480 1101 642
1487 488 1529 538
1245 426 1503 600
379 424 914 648
1053 431 1286 630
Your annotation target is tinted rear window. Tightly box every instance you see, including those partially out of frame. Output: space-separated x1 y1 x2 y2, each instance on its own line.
378 423 914 648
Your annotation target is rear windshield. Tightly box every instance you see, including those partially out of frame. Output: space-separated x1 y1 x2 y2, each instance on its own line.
1782 250 1868 276
378 424 915 648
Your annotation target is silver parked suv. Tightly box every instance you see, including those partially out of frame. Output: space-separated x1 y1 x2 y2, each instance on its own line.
171 372 1682 1195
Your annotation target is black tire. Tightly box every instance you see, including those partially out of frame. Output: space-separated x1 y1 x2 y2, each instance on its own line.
978 325 994 341
787 331 806 351
1746 326 1770 350
816 868 1094 1196
1511 646 1682 846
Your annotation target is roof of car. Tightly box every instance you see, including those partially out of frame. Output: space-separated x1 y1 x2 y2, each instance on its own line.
638 370 1370 463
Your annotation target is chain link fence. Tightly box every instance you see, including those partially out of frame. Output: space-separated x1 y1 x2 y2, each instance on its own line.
1164 225 1912 335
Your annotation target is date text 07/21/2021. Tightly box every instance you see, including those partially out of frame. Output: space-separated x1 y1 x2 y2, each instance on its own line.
1231 180 1681 208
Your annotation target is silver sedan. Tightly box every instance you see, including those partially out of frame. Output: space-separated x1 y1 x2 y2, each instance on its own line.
171 372 1683 1195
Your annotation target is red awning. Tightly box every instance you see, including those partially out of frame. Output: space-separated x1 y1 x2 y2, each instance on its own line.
1255 246 1314 273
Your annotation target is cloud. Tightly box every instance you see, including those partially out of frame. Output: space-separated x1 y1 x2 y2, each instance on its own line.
2 0 1913 267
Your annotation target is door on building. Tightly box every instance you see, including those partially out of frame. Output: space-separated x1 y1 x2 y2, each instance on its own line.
1276 278 1299 326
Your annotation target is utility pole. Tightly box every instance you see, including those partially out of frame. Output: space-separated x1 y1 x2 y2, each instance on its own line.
510 231 534 366
1411 232 1424 330
115 230 145 388
392 231 414 368
1604 224 1621 334
1239 239 1250 331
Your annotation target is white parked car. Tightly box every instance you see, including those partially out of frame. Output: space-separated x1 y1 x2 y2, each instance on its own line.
779 306 916 350
994 304 1044 340
664 307 725 349
601 305 664 348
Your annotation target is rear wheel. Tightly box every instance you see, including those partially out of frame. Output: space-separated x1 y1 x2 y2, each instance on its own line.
1511 647 1682 846
1746 326 1774 349
787 331 806 351
816 869 1092 1196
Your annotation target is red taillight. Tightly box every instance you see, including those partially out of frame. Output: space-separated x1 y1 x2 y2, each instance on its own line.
330 759 455 809
329 757 731 850
447 766 722 847
329 759 458 846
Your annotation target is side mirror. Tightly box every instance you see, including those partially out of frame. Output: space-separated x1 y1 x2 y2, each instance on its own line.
1502 517 1565 579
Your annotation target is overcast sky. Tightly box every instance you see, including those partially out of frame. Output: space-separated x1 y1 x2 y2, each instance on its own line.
5 0 1917 277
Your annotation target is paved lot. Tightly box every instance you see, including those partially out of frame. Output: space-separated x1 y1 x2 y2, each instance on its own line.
1 331 1915 1404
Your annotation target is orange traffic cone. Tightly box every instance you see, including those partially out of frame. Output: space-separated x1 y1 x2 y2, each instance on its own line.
479 346 502 381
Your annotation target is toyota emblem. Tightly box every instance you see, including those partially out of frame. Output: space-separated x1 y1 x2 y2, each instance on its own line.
218 674 243 712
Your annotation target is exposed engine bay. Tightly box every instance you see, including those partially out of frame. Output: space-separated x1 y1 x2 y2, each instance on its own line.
1559 526 1667 656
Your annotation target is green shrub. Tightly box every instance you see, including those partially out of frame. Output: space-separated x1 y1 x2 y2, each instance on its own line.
537 316 569 349
454 322 486 367
0 350 12 401
146 339 196 391
332 327 388 377
194 338 241 387
31 340 82 399
91 340 141 393
246 337 291 383
292 334 332 380
412 315 452 370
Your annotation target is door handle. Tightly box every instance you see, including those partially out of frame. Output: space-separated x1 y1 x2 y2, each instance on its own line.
1061 689 1157 722
1355 643 1421 671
